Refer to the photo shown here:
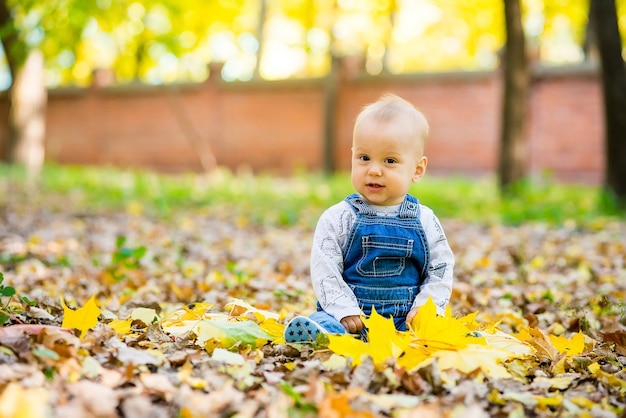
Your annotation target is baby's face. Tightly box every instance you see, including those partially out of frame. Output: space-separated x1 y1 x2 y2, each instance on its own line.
351 116 427 206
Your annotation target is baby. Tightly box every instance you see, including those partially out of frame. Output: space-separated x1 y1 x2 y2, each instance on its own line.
285 93 454 342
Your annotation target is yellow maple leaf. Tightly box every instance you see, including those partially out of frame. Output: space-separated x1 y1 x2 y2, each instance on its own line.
549 331 585 356
179 302 214 320
455 310 482 331
480 311 528 333
327 332 371 366
258 318 286 344
61 294 101 339
329 298 486 370
366 308 413 365
107 318 133 335
327 297 532 380
485 330 535 357
161 306 227 329
396 343 431 371
398 298 485 370
409 297 485 354
328 308 412 368
431 344 513 381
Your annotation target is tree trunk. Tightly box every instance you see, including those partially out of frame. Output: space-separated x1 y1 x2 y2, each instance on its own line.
498 0 530 192
590 0 626 208
253 0 267 79
323 0 340 174
382 0 397 73
323 54 340 174
6 50 47 177
0 0 47 178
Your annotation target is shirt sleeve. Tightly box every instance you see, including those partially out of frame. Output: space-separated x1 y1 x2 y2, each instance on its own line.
310 202 362 322
412 205 454 315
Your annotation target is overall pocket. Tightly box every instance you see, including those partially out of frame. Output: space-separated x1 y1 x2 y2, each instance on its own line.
356 235 413 277
349 284 417 331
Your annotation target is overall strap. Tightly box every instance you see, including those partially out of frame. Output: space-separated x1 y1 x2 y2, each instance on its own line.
344 193 376 215
345 193 420 218
399 194 420 218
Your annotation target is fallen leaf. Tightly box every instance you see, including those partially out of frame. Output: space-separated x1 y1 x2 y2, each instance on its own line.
327 332 371 367
107 318 133 335
549 331 585 356
207 319 272 349
67 380 119 417
367 308 413 366
588 362 626 391
602 329 626 356
531 375 577 391
430 344 513 381
211 348 246 365
516 328 560 363
0 324 73 340
139 372 177 402
317 388 375 418
322 354 349 371
225 298 280 321
131 307 159 325
409 298 486 354
61 294 101 339
108 337 164 366
0 382 49 418
484 330 534 357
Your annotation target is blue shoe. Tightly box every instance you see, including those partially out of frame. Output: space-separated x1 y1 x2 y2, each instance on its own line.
284 316 327 343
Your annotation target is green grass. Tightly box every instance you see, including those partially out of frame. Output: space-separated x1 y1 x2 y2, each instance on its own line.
0 163 622 227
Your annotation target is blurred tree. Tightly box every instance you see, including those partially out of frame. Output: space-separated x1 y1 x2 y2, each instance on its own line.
3 1 624 86
0 0 43 173
381 0 397 73
498 0 530 192
2 0 625 181
0 0 89 176
590 0 626 208
0 0 253 170
253 0 267 79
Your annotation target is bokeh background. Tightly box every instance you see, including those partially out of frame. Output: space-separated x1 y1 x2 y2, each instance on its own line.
0 0 624 192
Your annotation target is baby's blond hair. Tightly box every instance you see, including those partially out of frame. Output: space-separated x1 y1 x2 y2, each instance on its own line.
354 93 429 152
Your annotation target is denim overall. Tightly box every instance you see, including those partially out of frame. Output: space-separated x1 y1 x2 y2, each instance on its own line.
310 193 430 336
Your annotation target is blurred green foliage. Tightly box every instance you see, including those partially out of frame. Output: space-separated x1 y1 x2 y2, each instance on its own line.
3 0 624 87
0 163 621 227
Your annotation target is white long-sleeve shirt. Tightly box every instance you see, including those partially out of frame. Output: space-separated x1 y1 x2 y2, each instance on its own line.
310 199 454 321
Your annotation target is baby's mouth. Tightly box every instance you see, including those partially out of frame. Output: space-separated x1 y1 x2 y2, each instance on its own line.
366 183 383 189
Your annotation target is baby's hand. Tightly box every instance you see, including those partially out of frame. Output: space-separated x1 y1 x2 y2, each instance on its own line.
340 315 364 334
406 307 419 328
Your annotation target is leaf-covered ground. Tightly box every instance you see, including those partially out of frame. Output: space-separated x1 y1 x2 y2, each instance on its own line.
1 198 625 417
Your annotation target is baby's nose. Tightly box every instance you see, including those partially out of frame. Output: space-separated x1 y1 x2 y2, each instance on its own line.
368 163 383 175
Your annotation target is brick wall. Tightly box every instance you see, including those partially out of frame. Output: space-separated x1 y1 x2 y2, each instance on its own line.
0 60 604 184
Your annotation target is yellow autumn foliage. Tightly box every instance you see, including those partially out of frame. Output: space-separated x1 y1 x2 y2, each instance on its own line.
328 297 532 381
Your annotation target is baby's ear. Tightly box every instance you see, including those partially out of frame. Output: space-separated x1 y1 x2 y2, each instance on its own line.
412 156 428 182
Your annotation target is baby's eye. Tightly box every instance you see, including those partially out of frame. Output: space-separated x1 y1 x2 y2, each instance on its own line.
359 155 370 161
384 158 397 164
